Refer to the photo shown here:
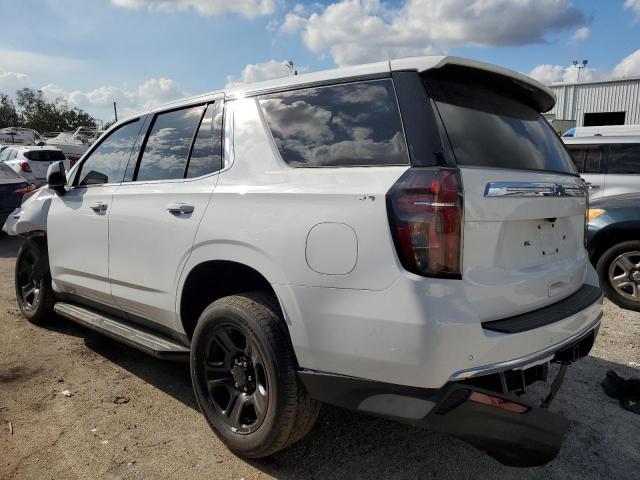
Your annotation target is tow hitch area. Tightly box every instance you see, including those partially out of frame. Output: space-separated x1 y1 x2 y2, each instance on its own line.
424 384 569 467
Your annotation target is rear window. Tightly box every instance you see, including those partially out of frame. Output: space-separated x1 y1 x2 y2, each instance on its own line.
258 79 409 167
607 143 640 174
424 75 577 174
24 150 66 161
0 162 22 180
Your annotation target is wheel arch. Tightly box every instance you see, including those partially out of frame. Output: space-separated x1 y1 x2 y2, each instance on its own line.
178 258 294 348
590 221 640 264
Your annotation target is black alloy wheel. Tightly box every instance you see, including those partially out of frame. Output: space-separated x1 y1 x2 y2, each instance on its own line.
15 237 56 324
203 323 269 434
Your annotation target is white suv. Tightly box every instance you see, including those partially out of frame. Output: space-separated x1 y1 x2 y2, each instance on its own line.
1 145 70 185
3 56 603 467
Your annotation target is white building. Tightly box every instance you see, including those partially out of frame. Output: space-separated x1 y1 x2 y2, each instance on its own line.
545 77 640 130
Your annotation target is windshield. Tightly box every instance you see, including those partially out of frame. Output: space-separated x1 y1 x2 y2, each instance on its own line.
424 75 577 175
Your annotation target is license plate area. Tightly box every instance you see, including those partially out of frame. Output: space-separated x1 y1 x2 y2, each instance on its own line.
537 220 563 258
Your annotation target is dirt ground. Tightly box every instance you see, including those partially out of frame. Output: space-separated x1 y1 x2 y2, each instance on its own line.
1 235 639 480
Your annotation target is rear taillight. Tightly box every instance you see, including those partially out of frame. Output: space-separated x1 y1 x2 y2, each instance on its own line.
18 161 31 173
14 184 36 196
387 168 462 278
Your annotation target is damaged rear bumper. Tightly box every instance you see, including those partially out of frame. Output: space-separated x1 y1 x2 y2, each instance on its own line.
300 318 600 467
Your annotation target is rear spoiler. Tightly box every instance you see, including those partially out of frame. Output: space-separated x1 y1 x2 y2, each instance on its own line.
390 56 556 113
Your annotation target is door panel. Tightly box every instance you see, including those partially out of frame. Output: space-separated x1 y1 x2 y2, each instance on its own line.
48 185 117 306
108 179 215 328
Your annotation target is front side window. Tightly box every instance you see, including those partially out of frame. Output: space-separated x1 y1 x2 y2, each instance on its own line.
77 120 141 186
567 147 586 172
136 105 205 181
186 102 224 178
607 144 640 174
258 79 409 167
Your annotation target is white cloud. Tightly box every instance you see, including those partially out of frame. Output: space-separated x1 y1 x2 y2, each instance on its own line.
529 49 640 84
111 0 277 17
625 0 640 19
0 70 32 94
226 60 293 87
571 26 590 42
282 0 586 66
0 49 85 76
41 77 188 120
612 49 640 78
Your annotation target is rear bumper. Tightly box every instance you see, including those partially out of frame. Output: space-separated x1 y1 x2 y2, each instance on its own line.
300 320 598 467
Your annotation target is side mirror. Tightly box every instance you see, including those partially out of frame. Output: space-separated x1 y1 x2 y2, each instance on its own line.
47 161 67 192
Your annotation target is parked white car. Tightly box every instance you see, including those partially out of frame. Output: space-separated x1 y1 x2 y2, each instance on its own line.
3 56 603 467
0 127 46 146
563 124 640 137
564 136 640 200
0 145 70 185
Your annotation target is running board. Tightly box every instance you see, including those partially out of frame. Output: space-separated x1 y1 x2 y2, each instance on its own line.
54 302 190 361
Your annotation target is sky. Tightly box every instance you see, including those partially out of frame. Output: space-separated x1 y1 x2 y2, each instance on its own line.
1 0 639 122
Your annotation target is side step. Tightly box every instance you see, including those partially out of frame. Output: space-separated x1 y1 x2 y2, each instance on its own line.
54 302 190 361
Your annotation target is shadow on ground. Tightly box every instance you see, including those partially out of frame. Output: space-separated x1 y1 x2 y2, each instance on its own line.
0 234 22 259
40 314 640 479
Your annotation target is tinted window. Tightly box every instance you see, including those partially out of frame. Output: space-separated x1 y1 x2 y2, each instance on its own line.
258 79 409 167
24 150 66 161
186 102 224 178
0 149 9 162
567 147 586 172
78 120 140 186
425 76 577 174
0 162 22 180
584 147 603 173
136 105 205 181
607 144 640 174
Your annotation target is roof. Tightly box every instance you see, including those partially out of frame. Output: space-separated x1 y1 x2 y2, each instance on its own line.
563 136 640 145
120 55 555 124
5 145 63 151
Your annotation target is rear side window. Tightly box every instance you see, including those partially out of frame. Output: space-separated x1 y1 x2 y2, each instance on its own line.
136 105 205 181
424 75 577 174
0 149 9 162
258 79 409 167
607 144 640 174
8 150 17 160
186 102 224 178
24 150 66 161
78 120 140 186
567 146 603 174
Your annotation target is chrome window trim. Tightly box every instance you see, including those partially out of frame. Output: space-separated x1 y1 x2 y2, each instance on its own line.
484 181 586 197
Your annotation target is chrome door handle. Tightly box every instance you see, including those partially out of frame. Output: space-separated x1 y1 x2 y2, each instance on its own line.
166 203 195 215
90 202 108 213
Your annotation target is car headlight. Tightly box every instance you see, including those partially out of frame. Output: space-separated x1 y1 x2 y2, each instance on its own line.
588 208 606 221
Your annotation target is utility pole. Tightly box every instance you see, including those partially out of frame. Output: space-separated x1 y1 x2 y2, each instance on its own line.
572 59 588 83
113 101 118 122
284 60 298 76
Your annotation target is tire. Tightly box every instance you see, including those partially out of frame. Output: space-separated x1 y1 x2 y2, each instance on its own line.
596 240 640 312
15 237 56 324
190 292 320 458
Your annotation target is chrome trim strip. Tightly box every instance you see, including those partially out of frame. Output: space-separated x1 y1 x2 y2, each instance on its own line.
449 307 603 381
484 182 586 197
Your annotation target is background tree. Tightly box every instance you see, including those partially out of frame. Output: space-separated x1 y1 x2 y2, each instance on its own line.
0 88 98 133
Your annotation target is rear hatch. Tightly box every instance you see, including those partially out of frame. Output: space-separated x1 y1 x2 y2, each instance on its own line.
0 163 29 213
423 67 587 321
24 149 66 180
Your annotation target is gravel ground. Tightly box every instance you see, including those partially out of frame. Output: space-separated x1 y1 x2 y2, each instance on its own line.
1 235 639 480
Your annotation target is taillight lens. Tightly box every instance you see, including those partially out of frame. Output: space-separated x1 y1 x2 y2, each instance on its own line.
387 168 463 278
14 184 36 196
18 161 32 173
